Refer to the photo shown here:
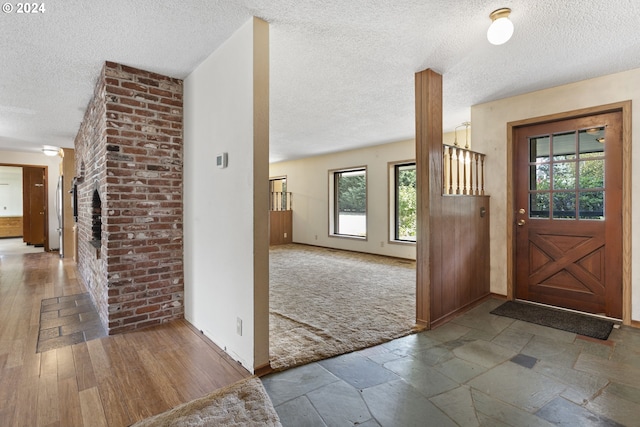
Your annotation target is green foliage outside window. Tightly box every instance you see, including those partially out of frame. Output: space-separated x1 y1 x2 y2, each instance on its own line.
532 153 604 218
396 165 416 241
337 171 366 213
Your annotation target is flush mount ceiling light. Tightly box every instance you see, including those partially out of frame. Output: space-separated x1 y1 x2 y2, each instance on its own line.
487 8 514 45
42 146 60 156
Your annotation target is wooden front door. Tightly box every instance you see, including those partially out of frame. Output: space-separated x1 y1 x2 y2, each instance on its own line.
22 166 46 247
514 112 622 318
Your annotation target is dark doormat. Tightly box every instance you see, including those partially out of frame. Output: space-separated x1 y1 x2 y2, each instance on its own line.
490 301 615 340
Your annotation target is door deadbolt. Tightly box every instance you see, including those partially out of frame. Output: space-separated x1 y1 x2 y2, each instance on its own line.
518 208 525 215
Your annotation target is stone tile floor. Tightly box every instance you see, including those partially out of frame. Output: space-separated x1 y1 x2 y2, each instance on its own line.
262 298 640 426
37 292 106 353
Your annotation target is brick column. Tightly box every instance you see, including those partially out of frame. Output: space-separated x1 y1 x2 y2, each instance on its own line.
75 62 184 334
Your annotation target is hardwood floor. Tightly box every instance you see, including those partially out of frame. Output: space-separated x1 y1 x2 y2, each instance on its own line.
0 252 250 427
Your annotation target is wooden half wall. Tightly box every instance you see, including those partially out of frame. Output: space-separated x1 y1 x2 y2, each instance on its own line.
415 69 491 328
269 210 292 245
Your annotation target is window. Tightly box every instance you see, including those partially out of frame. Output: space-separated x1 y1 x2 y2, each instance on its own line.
529 127 605 220
391 162 416 242
330 168 367 238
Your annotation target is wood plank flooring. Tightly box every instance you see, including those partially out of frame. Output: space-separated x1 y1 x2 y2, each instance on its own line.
0 252 250 427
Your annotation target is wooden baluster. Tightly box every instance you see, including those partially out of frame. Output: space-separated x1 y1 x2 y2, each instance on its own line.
467 151 472 195
474 153 479 195
456 148 461 194
470 153 478 196
448 146 454 195
469 152 475 195
442 148 446 195
480 154 485 195
462 150 468 195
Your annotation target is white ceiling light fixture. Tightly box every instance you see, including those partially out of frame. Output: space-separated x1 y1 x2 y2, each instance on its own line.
42 146 60 156
487 8 514 45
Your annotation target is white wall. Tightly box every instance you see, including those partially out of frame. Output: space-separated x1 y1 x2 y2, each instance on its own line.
183 17 269 372
0 150 62 247
269 139 417 259
472 67 640 322
0 166 23 216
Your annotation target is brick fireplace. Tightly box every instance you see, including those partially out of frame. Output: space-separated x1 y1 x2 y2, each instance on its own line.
74 61 184 334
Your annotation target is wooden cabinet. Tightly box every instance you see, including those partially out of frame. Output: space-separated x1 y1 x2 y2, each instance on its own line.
0 216 23 238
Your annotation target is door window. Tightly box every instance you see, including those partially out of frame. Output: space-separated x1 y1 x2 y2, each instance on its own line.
528 127 605 220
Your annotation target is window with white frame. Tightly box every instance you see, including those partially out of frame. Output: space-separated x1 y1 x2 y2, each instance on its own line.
390 162 416 242
329 167 367 238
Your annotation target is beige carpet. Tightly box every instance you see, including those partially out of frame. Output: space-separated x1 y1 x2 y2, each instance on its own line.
269 244 417 371
131 376 281 427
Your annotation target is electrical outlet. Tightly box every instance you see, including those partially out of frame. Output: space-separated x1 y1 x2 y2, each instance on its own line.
380 241 385 247
284 232 287 238
315 235 318 240
236 317 242 336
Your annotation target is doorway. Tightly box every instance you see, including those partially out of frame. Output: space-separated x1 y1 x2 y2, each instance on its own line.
0 164 48 251
22 166 47 248
512 110 624 319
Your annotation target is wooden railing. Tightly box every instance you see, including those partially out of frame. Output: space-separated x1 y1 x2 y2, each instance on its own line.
443 145 486 196
270 191 292 211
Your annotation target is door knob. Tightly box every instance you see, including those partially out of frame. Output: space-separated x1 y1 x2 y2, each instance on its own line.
517 219 526 226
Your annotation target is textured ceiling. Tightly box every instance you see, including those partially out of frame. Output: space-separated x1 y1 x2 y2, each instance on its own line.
1 1 639 162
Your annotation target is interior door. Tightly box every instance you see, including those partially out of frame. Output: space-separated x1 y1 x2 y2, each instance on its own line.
514 112 622 318
22 166 46 247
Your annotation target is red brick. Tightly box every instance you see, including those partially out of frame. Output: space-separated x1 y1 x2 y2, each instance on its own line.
106 104 134 114
134 109 156 117
121 82 149 93
160 98 183 107
107 85 135 97
136 304 160 315
149 87 172 97
120 98 146 108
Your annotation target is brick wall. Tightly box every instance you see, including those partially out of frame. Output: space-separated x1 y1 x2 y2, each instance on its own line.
74 62 184 334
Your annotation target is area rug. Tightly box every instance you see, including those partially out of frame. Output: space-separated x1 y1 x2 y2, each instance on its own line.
130 376 281 427
269 244 417 371
490 301 615 340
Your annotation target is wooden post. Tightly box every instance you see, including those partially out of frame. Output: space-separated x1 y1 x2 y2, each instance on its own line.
415 69 443 328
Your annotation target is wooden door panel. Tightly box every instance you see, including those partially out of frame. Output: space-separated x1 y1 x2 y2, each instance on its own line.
526 235 605 295
22 166 46 246
22 167 31 243
514 112 622 318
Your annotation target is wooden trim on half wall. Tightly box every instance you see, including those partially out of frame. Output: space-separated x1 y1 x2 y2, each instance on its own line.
415 69 443 328
506 101 632 326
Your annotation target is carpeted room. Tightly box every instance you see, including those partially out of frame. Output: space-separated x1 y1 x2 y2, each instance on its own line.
268 243 417 371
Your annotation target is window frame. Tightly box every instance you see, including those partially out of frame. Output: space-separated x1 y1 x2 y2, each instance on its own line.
388 160 417 244
328 166 368 239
